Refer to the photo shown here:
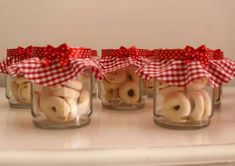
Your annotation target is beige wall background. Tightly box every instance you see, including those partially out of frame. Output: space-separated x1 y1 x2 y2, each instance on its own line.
0 0 235 86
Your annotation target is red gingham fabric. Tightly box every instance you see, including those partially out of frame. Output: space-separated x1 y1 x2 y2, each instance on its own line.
7 44 102 86
137 45 234 88
0 46 32 74
97 46 151 73
232 60 235 77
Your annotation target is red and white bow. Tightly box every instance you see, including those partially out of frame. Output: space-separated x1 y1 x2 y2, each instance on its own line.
119 46 138 60
184 45 209 67
213 49 224 60
43 43 72 67
16 46 32 60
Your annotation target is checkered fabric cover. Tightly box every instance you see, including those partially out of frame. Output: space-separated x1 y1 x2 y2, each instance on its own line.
97 46 151 74
233 60 235 77
137 45 234 88
7 44 102 86
0 46 32 74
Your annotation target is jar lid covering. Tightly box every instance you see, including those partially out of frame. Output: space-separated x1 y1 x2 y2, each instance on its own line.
137 45 234 87
0 46 33 74
7 43 102 86
98 46 151 74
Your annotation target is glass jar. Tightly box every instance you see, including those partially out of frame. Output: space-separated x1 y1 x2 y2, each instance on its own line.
143 78 154 97
99 66 145 110
5 75 31 108
153 78 213 129
213 86 222 109
91 50 98 96
92 75 98 96
31 73 92 129
5 74 10 99
74 72 97 96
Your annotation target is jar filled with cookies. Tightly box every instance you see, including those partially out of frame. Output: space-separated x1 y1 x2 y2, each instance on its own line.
1 46 32 108
98 46 150 110
138 45 234 129
154 78 213 129
8 44 101 129
32 73 92 129
6 75 31 108
100 66 144 110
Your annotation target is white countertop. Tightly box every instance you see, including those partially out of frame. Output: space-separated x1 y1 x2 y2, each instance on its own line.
0 87 235 166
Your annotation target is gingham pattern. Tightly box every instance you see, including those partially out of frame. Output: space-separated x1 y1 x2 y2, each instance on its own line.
137 45 234 88
7 44 102 86
7 57 102 86
0 58 11 73
98 47 151 73
232 60 235 77
0 46 32 74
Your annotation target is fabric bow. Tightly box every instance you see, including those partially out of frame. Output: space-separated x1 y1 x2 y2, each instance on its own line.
184 45 209 67
119 46 138 60
16 46 32 60
44 43 71 67
213 49 224 60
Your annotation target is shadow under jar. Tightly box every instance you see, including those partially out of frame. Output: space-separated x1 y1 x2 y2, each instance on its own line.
153 78 213 130
99 66 145 110
32 73 92 129
6 75 31 109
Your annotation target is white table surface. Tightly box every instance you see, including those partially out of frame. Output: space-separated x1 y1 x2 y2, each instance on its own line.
0 87 235 166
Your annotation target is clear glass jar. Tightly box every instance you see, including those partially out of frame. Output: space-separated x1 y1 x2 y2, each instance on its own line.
153 78 213 129
5 74 10 99
92 75 98 96
143 78 154 97
81 73 97 96
213 86 222 109
31 73 92 129
5 75 31 108
99 66 145 110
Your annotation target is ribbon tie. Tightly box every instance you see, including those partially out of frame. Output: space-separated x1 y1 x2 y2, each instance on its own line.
184 45 209 67
44 43 71 67
119 46 138 60
213 49 223 60
17 46 32 61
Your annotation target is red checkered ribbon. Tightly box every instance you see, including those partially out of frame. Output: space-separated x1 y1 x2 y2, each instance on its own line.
137 45 233 87
0 46 33 74
98 46 151 73
7 44 102 86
